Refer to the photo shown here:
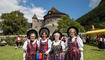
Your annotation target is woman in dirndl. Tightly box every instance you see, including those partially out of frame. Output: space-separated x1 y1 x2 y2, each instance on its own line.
65 26 83 60
39 27 52 60
98 34 105 51
50 31 65 60
23 29 39 60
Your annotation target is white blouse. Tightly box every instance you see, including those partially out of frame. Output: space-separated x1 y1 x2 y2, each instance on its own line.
100 38 105 42
53 40 65 51
65 36 83 51
39 38 52 54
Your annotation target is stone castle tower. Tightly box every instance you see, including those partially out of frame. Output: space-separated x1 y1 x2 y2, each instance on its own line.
32 14 42 31
32 7 68 34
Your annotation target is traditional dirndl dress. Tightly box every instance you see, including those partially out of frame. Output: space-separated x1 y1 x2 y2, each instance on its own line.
65 37 81 60
50 41 65 60
25 40 38 60
40 39 49 60
98 38 105 49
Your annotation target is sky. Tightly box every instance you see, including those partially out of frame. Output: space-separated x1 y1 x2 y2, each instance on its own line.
0 0 101 23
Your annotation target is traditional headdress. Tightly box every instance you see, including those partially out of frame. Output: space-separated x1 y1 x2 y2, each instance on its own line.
39 27 50 37
52 31 62 40
27 29 38 39
67 26 79 36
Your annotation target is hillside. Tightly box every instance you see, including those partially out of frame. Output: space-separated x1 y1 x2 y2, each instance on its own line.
77 0 105 30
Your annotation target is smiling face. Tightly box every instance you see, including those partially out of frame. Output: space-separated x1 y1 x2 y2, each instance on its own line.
69 28 76 37
42 32 47 40
54 33 60 41
30 33 36 41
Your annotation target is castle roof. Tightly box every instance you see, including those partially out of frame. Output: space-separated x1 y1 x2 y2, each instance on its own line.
44 7 67 20
48 7 60 13
32 14 38 19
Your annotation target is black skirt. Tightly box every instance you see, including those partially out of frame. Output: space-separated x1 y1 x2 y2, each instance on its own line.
98 41 105 49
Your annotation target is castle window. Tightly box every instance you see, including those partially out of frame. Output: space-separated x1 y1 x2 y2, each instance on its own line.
49 12 51 14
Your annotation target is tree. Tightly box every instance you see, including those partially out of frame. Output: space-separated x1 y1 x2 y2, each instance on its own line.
57 15 84 33
1 11 28 35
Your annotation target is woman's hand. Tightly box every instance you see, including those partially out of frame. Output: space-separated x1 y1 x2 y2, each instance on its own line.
45 51 49 55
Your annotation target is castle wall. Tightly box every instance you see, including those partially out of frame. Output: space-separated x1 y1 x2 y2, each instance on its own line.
32 19 42 32
32 17 62 35
32 8 67 35
44 18 61 34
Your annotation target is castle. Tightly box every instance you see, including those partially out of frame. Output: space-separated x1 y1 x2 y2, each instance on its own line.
32 7 68 34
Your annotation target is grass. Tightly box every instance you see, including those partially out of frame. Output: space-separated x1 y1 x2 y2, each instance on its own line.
83 44 105 60
0 44 105 60
0 46 23 60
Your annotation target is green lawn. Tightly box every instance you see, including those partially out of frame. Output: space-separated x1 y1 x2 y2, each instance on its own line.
0 46 23 60
83 44 105 60
0 44 105 60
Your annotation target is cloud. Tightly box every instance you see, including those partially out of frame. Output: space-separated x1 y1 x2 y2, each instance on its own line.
22 0 27 3
89 0 101 9
0 0 46 23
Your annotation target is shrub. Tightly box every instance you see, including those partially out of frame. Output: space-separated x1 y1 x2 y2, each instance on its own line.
1 37 16 46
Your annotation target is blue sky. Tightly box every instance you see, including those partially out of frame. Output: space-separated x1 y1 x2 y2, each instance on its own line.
21 0 91 19
0 0 101 22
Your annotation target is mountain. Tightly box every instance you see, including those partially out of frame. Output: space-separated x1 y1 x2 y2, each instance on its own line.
77 0 105 30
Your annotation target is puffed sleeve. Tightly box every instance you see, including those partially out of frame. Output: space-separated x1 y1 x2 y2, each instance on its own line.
45 40 52 54
104 38 105 42
23 41 28 51
61 41 65 51
100 38 102 41
37 40 40 50
65 38 68 49
77 37 83 51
